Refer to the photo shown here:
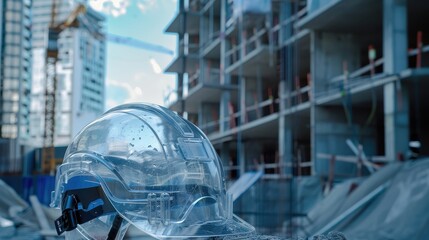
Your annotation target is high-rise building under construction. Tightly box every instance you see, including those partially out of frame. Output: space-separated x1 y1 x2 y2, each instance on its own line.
164 0 429 233
30 0 106 148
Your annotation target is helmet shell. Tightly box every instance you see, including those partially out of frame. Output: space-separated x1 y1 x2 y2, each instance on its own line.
51 103 254 239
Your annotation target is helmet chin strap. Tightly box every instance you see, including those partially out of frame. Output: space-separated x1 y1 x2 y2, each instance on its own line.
107 214 124 240
54 186 116 236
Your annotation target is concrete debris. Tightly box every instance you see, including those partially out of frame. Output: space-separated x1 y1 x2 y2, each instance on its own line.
301 159 429 239
0 179 61 239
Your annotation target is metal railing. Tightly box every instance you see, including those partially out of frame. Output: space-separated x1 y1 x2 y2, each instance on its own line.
199 93 278 136
223 156 312 179
280 75 312 109
319 41 429 98
178 37 199 56
271 7 308 46
188 67 221 91
226 27 269 66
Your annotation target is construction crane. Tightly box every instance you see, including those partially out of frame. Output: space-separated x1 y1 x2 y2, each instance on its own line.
42 2 86 174
107 34 174 55
41 3 174 173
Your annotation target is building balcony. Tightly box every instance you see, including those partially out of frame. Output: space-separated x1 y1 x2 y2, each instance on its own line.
164 67 238 114
185 68 238 114
199 0 221 58
297 0 382 34
164 54 199 74
165 36 200 73
209 107 279 145
280 80 312 117
201 32 221 59
207 89 280 143
165 9 200 35
225 28 277 78
315 43 429 105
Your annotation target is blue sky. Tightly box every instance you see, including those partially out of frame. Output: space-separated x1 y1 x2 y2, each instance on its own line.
88 0 178 110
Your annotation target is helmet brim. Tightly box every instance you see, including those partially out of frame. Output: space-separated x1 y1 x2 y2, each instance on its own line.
131 214 255 239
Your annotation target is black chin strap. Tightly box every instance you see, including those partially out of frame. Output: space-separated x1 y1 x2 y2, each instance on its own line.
54 186 117 236
107 214 124 240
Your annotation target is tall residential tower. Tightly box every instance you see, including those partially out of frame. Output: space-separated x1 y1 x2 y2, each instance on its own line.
30 0 106 147
0 0 32 172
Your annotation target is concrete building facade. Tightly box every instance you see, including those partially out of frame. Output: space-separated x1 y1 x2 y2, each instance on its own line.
0 0 32 173
30 0 106 147
165 0 429 234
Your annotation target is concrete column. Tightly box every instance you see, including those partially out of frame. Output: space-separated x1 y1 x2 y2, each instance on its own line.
238 76 245 177
220 0 230 132
383 0 409 160
279 43 294 175
240 77 246 124
383 0 408 74
280 0 292 43
178 0 187 116
384 83 409 160
279 116 293 175
238 140 245 176
220 92 231 132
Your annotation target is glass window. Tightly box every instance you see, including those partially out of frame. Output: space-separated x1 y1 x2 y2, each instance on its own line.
5 22 20 32
5 35 21 43
13 1 22 10
5 46 20 55
3 113 17 124
3 78 19 88
2 125 17 138
6 1 14 9
3 57 20 66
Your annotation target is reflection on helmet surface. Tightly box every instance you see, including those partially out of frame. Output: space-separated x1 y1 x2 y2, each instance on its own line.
51 103 255 239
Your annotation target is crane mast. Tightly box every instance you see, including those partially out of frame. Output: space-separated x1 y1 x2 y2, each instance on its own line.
41 2 85 174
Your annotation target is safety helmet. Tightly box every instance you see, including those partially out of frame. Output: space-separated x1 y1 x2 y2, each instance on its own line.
50 103 255 239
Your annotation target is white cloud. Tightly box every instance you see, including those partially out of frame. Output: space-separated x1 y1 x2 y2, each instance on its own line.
149 58 162 74
136 0 157 13
106 68 175 110
133 71 174 106
106 78 144 109
88 0 130 17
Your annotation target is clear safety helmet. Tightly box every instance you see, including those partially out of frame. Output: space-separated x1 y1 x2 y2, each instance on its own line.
50 103 255 239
